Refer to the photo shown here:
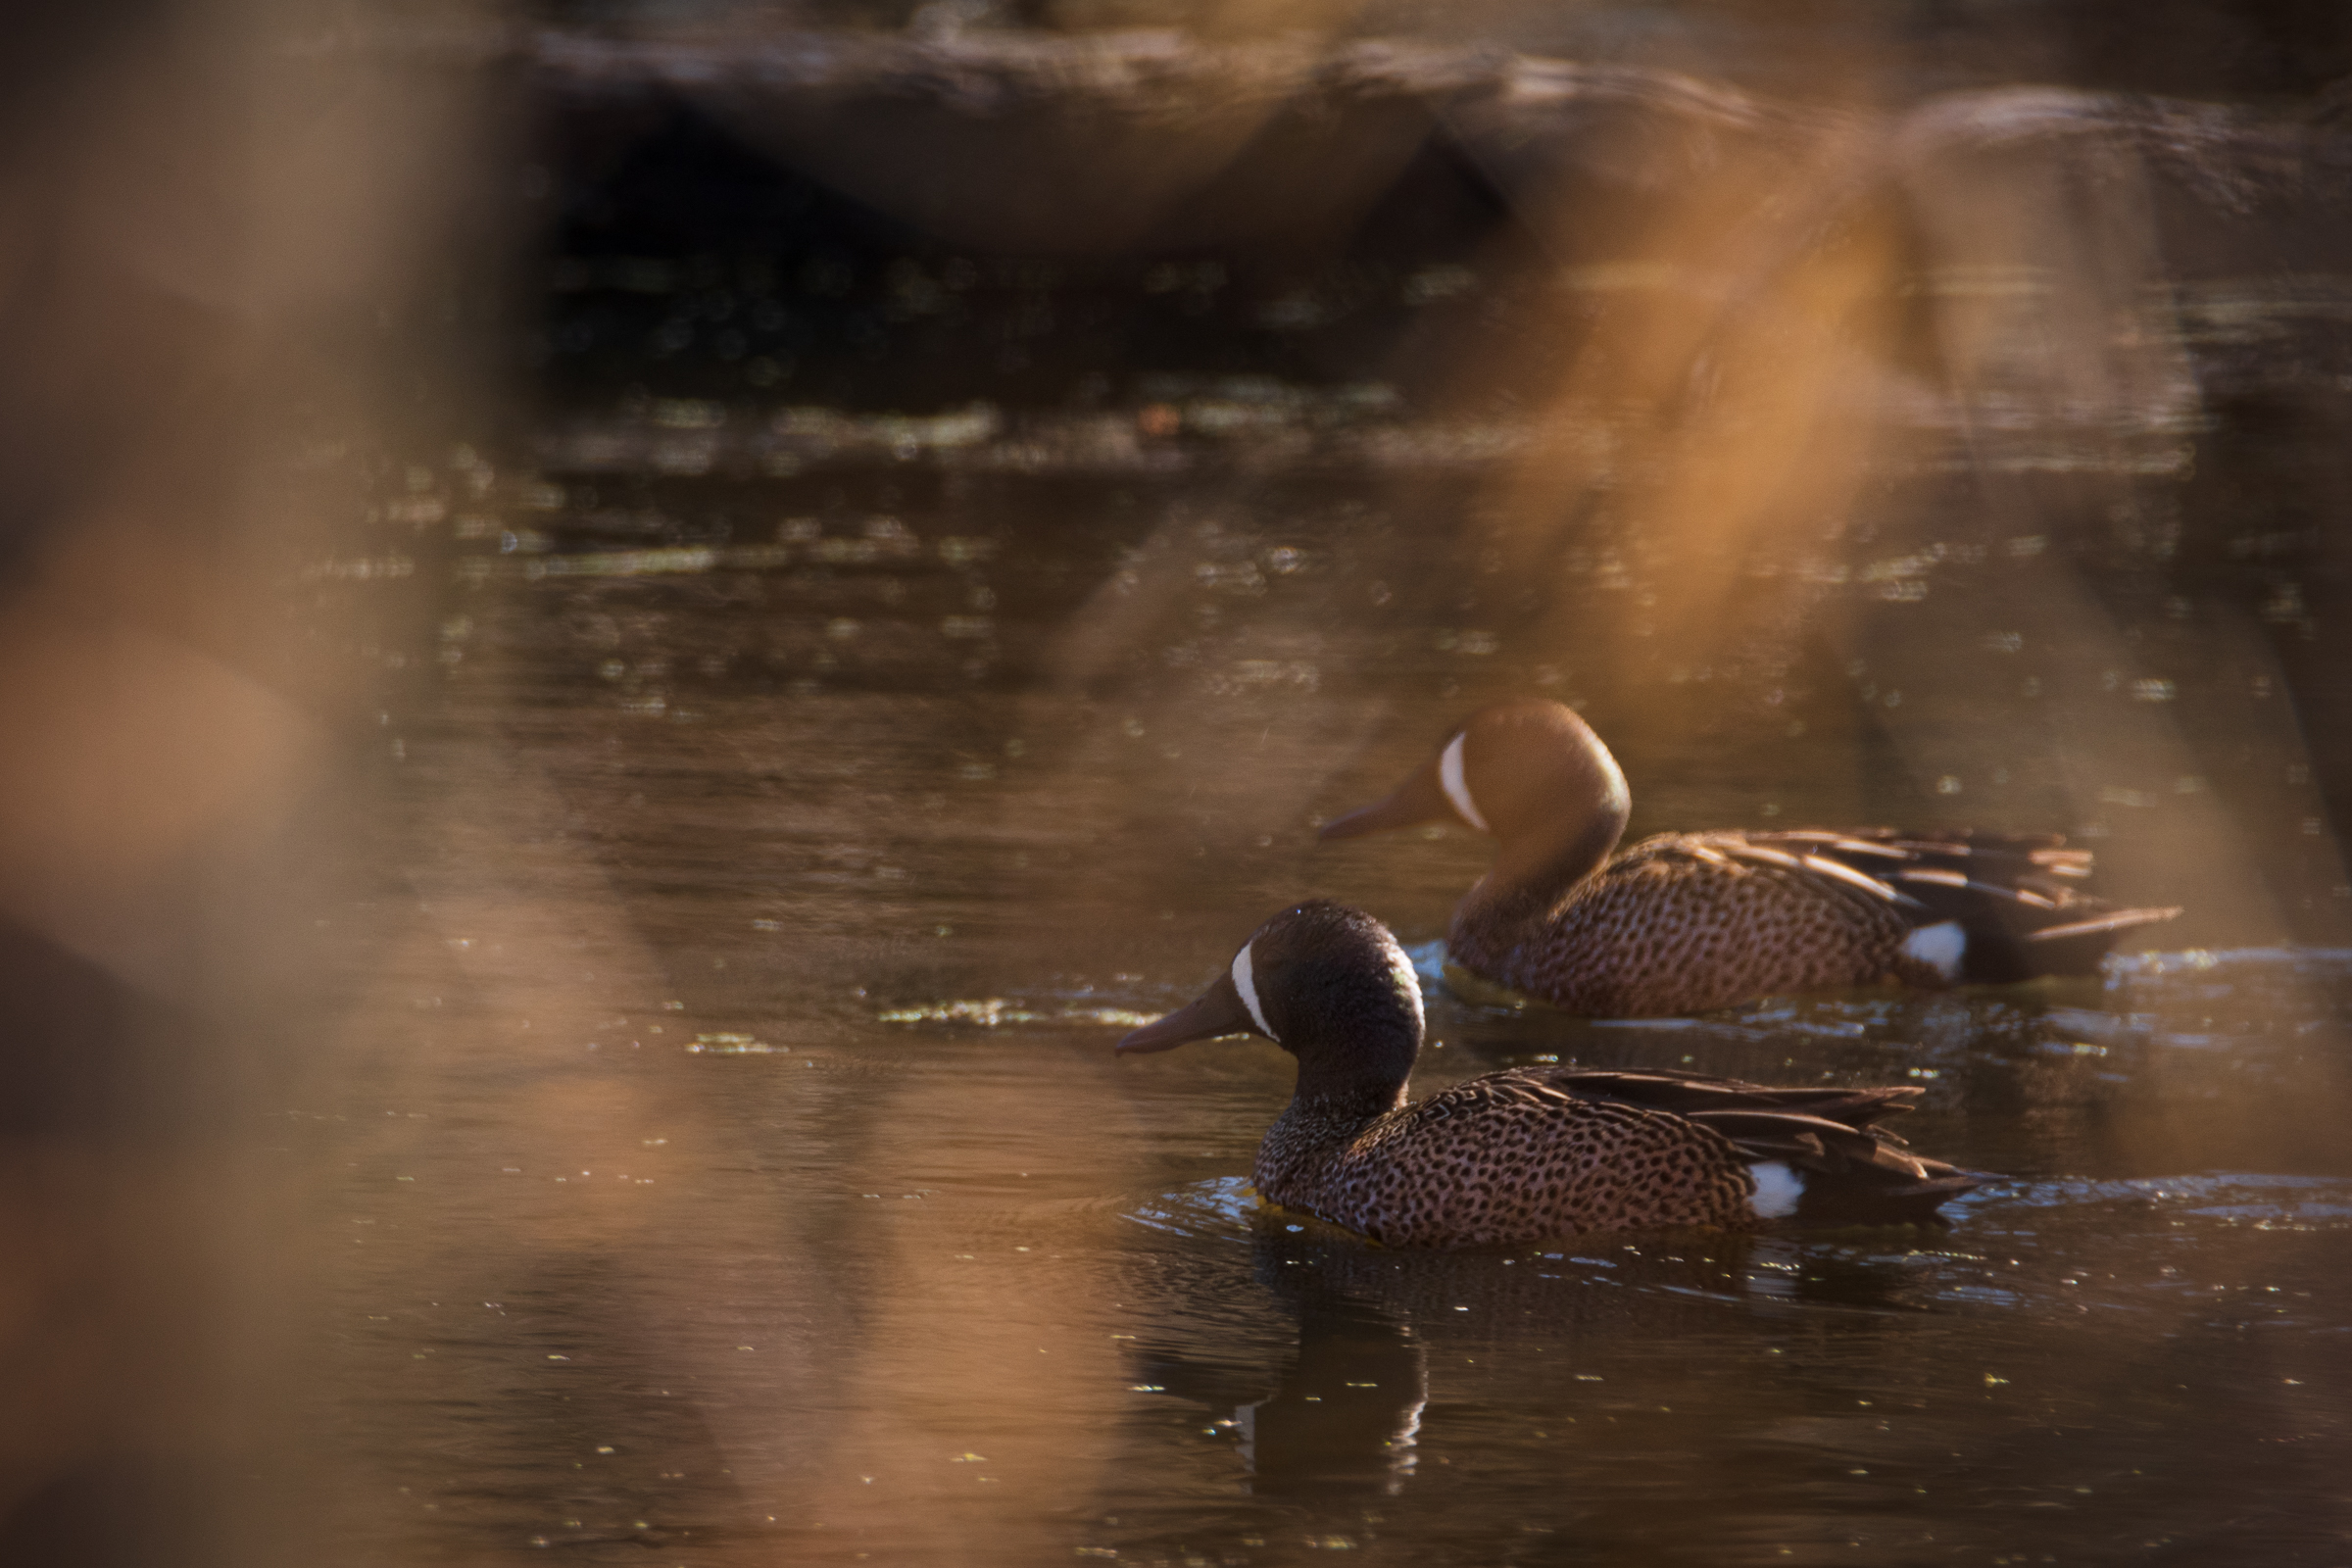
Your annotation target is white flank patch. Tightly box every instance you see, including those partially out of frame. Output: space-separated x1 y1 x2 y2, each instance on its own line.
1438 732 1491 833
1902 919 1967 981
1748 1160 1804 1220
1231 942 1277 1041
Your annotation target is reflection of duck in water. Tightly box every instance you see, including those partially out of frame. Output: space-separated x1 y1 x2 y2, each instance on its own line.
1127 1217 1937 1500
1118 901 1980 1248
1320 699 2180 1016
1232 1232 1431 1500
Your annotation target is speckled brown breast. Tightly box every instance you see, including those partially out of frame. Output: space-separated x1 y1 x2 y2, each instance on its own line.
1449 832 1921 1015
1252 1072 1756 1248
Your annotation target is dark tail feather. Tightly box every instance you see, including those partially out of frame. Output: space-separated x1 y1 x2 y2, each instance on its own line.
1758 828 2080 902
1858 860 2179 985
1726 1103 1985 1225
1748 827 2181 981
1537 1067 1986 1224
2009 906 2185 976
1545 1068 1922 1131
1928 892 2182 982
1791 1164 1987 1226
1735 1111 1984 1225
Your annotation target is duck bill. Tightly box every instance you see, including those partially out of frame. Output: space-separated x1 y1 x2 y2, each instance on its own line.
1116 976 1254 1054
1317 760 1450 841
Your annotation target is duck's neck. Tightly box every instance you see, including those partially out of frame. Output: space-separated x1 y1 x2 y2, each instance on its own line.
1253 1067 1408 1202
1289 1073 1409 1125
1453 808 1628 940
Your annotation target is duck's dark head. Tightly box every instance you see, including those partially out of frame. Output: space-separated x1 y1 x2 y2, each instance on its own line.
1319 699 1630 851
1115 900 1424 1098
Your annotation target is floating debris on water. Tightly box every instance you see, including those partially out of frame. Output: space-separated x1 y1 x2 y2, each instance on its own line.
687 1033 785 1054
879 1000 1156 1027
881 999 1033 1025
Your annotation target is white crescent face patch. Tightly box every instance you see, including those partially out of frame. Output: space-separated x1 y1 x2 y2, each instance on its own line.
1231 941 1276 1041
1438 731 1491 833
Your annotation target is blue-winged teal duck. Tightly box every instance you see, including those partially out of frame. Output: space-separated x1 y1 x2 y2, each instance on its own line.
1319 699 2180 1017
1118 901 1981 1247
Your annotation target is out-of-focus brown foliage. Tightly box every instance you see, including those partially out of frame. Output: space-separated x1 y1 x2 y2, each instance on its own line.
0 3 487 1560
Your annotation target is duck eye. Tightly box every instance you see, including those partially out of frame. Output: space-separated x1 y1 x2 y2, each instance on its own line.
1229 942 1277 1041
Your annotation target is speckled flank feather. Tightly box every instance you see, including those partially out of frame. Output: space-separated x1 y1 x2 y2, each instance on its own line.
1250 1067 1973 1249
1322 701 2181 1017
1121 901 1984 1249
1450 825 2180 1015
1255 1081 1751 1247
1451 831 1922 1016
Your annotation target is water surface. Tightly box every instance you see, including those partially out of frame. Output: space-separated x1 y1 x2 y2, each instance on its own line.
303 384 2352 1565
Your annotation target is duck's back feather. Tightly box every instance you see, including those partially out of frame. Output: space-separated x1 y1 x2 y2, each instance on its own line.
1538 1067 1984 1225
1266 1078 1752 1247
1451 828 2180 1013
1254 1066 1984 1246
1454 832 1914 1014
